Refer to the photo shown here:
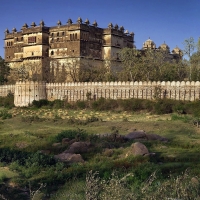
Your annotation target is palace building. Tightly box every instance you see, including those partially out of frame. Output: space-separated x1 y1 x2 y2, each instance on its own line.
4 18 134 83
4 18 182 84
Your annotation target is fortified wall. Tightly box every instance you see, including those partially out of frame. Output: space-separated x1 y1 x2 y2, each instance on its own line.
0 81 200 107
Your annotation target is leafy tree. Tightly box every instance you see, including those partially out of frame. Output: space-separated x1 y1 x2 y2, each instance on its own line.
183 37 195 80
0 56 9 84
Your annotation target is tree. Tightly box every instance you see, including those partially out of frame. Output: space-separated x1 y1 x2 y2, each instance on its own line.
119 48 142 81
0 56 10 84
183 37 195 80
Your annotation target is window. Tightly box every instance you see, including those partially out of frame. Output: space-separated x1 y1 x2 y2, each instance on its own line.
21 37 23 41
57 32 59 37
75 33 77 40
32 52 34 56
51 51 54 55
62 32 65 36
51 33 54 37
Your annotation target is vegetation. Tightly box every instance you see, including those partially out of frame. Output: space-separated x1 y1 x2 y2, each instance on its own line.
0 56 10 84
1 95 200 199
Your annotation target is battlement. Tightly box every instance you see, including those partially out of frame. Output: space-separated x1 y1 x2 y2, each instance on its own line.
0 81 200 107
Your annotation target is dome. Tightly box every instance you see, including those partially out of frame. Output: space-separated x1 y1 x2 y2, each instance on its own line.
57 20 62 26
114 24 118 30
85 18 90 25
40 20 45 27
172 46 183 56
93 20 98 27
143 38 156 49
67 18 73 25
12 27 17 33
159 42 170 52
108 23 113 29
22 23 28 29
5 28 9 34
77 17 82 24
31 22 36 27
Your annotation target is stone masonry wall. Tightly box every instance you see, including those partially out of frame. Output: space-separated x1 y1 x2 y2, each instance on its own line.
0 81 200 107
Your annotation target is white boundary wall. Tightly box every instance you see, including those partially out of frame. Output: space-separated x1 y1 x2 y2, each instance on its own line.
0 81 200 106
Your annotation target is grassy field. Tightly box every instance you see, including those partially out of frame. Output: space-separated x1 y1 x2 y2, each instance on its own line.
0 106 200 199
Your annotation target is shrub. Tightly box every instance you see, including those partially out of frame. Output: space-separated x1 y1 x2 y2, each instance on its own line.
153 99 174 114
76 100 87 109
0 109 12 119
0 93 14 108
51 129 88 143
32 99 49 108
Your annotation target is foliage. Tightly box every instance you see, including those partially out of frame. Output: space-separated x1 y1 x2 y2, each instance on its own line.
0 56 10 84
0 109 12 119
0 93 14 108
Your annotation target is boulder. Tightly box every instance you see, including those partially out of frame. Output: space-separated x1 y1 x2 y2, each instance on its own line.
65 141 91 154
145 133 168 142
124 130 146 140
62 138 70 145
131 142 149 156
54 153 84 163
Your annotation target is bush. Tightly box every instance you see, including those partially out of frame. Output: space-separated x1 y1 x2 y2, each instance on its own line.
76 100 87 109
0 93 14 108
32 99 49 108
51 129 89 143
91 98 119 111
0 109 12 119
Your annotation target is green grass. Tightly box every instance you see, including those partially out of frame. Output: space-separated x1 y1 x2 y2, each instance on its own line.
1 106 200 199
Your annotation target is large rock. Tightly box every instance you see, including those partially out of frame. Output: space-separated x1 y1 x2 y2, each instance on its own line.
65 142 91 154
145 133 168 142
54 153 84 163
124 130 146 140
131 142 149 156
124 130 168 142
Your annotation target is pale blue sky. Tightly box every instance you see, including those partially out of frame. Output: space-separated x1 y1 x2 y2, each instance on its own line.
0 0 199 58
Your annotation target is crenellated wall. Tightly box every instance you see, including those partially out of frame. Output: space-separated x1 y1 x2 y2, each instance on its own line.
0 84 15 97
46 81 200 102
0 81 200 107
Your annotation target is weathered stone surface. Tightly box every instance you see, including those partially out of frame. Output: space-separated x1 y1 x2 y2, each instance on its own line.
52 142 61 147
131 142 149 156
62 138 70 145
145 133 168 142
124 131 168 142
54 153 84 163
65 142 91 154
124 130 146 140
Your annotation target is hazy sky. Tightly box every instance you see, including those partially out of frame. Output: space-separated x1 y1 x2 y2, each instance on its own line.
0 0 199 58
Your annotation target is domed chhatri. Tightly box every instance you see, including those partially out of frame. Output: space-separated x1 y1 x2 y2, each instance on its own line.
31 22 36 27
143 37 156 49
21 23 28 29
40 20 45 27
172 46 183 56
85 18 90 25
67 18 73 25
77 17 82 24
12 27 17 33
57 20 62 26
92 20 98 27
108 23 113 29
158 41 170 53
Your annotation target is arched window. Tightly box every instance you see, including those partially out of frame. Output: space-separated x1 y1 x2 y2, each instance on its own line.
51 33 54 37
51 51 54 55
